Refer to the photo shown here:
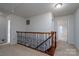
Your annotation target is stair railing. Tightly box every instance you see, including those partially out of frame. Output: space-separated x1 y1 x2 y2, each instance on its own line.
16 31 56 52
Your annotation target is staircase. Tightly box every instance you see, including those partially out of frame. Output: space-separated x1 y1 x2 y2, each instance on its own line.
46 32 57 55
35 32 56 55
16 31 57 56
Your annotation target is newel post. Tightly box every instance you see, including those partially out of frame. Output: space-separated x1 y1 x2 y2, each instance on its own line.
55 32 57 48
51 32 54 47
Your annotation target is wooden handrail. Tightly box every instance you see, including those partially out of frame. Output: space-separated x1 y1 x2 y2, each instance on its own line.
16 31 51 34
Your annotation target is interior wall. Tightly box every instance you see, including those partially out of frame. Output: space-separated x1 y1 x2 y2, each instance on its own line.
0 11 75 45
9 12 75 45
6 12 54 44
26 12 53 32
67 15 75 44
7 14 27 44
0 12 7 44
74 8 79 49
4 8 79 47
54 14 75 44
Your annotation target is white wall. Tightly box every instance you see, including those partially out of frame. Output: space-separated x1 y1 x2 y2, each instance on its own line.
0 12 7 43
55 15 75 44
67 15 75 44
6 12 53 44
0 11 75 45
26 12 53 32
7 14 27 44
74 8 79 49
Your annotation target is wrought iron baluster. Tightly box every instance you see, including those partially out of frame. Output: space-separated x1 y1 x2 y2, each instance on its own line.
17 32 18 43
36 34 38 49
21 32 22 44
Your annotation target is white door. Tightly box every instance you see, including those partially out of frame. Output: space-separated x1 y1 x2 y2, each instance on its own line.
55 17 68 42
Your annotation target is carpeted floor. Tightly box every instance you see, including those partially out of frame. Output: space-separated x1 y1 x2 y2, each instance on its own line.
0 44 49 56
54 40 79 56
0 41 79 56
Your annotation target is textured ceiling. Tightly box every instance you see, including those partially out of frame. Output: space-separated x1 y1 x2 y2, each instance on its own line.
0 3 79 17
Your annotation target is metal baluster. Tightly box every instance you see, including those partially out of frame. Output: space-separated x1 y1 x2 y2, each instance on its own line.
45 34 48 51
28 33 29 44
35 33 36 48
36 34 38 50
48 34 50 50
21 32 23 44
22 32 23 45
49 34 50 49
18 32 20 44
46 34 49 50
31 33 32 47
30 33 31 47
44 34 46 51
24 33 25 45
20 32 22 44
31 33 32 48
23 33 25 45
37 34 39 49
17 32 18 43
36 34 37 49
27 33 28 44
19 32 21 44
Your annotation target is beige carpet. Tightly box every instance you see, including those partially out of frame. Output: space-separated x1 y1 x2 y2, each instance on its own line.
0 44 49 56
0 41 79 56
54 40 79 56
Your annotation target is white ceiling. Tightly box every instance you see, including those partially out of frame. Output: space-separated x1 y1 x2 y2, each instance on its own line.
0 3 79 17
